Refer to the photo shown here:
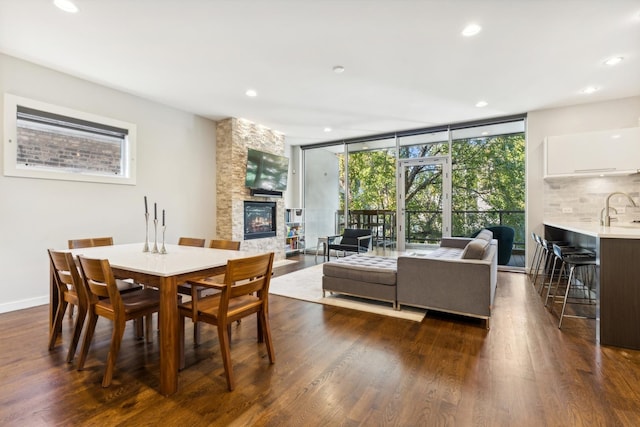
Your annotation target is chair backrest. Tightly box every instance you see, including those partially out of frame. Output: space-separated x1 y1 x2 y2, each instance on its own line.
178 237 206 247
341 229 372 248
219 252 274 312
209 239 241 251
485 226 515 265
48 249 88 305
77 256 122 307
68 237 114 249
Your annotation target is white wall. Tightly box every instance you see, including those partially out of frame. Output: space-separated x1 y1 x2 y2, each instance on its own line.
526 95 640 270
0 54 217 312
304 147 340 251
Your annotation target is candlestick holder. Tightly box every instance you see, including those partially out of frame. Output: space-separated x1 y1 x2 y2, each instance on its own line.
143 213 150 252
160 226 167 254
152 219 159 253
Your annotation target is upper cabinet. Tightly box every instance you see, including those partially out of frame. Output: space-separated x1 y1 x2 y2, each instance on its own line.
544 127 640 178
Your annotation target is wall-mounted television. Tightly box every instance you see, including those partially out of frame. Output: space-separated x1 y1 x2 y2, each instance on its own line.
245 148 289 192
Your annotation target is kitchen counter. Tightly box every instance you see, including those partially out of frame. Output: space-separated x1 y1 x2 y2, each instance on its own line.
544 221 640 350
543 220 640 239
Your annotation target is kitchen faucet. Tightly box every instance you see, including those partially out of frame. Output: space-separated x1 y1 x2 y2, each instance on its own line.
603 192 637 226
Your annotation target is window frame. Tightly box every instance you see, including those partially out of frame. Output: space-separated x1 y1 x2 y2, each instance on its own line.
3 93 137 185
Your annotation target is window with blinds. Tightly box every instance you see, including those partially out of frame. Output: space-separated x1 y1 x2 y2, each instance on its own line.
4 94 136 185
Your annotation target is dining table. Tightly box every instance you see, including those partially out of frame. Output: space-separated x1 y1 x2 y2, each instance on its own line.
51 242 251 396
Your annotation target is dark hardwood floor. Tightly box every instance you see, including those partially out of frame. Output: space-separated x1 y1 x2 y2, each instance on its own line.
2 254 640 426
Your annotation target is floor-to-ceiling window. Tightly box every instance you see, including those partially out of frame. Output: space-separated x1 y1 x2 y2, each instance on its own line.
301 116 526 268
450 120 526 267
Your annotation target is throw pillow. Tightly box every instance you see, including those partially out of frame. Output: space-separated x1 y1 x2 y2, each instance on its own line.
461 238 489 259
475 229 493 242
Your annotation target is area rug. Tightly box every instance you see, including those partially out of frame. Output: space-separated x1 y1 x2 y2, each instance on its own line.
273 258 298 268
269 264 426 322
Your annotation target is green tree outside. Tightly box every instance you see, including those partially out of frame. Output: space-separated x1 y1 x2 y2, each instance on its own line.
339 133 525 247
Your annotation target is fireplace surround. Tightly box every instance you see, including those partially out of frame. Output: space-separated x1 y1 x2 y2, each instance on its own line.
244 201 277 240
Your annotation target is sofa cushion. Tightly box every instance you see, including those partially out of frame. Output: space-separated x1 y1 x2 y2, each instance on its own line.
475 229 493 242
323 255 397 285
461 238 490 259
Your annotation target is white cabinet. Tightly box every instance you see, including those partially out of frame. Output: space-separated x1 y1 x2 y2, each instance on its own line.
544 127 640 178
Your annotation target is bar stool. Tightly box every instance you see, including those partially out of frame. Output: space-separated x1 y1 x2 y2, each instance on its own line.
546 243 597 328
535 237 571 296
529 232 542 281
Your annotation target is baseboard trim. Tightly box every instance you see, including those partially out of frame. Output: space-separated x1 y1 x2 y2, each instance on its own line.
0 296 48 314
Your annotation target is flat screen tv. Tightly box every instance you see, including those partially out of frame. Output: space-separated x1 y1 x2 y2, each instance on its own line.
245 148 289 192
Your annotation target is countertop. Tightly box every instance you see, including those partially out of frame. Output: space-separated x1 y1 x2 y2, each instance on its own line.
544 220 640 239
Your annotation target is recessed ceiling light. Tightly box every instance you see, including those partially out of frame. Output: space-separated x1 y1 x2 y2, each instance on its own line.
323 127 332 132
462 23 482 37
611 134 621 139
580 86 599 95
604 56 624 66
475 100 488 108
245 89 257 97
332 65 345 74
53 0 79 13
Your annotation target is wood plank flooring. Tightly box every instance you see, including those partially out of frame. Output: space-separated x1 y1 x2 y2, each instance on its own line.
2 254 640 426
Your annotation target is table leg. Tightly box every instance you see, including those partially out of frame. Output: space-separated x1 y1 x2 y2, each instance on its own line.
159 276 179 396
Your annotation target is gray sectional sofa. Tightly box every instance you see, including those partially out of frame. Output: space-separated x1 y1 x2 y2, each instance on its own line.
321 230 498 327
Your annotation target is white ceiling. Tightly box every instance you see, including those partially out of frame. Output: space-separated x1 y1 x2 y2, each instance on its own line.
1 0 639 146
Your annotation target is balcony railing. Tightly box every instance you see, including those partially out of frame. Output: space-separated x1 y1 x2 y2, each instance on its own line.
337 209 525 250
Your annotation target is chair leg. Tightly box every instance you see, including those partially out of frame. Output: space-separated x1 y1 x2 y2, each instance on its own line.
66 304 87 363
548 262 566 313
134 318 144 339
193 323 201 347
68 304 75 319
259 311 275 364
532 249 545 289
102 319 126 387
77 312 98 371
217 321 235 391
559 266 576 329
256 314 263 343
48 300 68 351
145 313 153 343
543 257 559 306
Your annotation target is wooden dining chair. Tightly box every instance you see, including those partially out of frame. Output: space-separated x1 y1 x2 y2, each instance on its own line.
67 236 144 335
179 252 275 391
67 237 141 294
177 237 206 247
176 237 241 345
68 237 115 249
48 249 89 363
209 239 241 251
76 256 161 387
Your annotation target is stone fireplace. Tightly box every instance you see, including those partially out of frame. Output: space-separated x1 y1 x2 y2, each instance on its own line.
216 118 285 259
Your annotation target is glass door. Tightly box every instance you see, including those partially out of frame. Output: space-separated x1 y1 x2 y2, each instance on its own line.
397 157 451 252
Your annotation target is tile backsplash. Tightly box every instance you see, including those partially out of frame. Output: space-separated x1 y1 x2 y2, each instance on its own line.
544 174 640 223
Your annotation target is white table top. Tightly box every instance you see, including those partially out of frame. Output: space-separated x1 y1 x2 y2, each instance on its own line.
69 243 255 276
544 220 640 239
